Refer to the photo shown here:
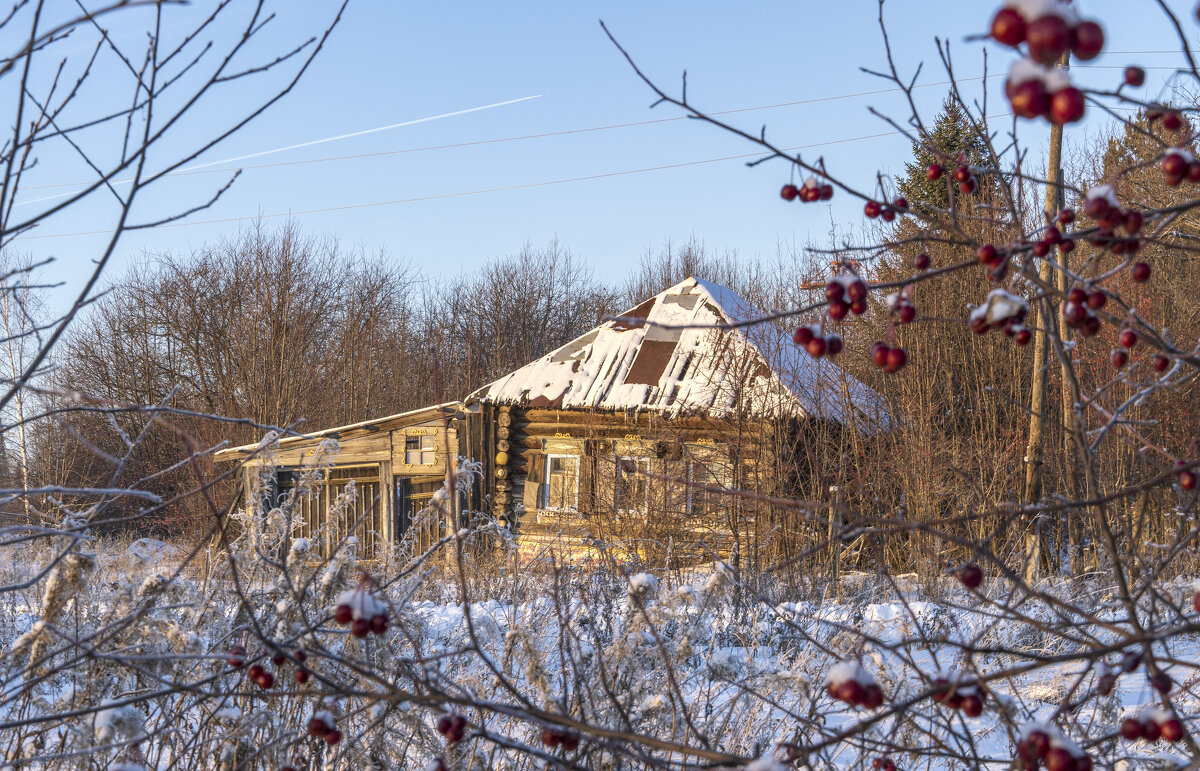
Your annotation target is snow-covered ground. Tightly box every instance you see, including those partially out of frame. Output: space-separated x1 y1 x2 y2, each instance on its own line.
0 529 1195 770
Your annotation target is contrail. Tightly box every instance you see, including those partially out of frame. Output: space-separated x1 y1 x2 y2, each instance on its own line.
15 94 542 207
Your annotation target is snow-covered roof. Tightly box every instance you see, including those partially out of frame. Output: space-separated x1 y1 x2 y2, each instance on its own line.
467 277 889 430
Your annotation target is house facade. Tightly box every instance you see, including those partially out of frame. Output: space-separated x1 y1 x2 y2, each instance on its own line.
219 277 887 562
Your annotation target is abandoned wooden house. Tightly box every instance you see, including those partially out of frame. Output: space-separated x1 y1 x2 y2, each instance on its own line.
219 277 887 563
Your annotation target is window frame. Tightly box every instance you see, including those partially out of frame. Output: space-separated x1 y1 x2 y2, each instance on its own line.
615 455 652 514
540 453 580 511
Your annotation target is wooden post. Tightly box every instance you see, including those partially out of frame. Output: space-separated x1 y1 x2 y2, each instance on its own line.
1022 52 1069 579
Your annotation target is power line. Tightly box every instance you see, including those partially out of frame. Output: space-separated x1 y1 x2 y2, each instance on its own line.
14 61 1169 199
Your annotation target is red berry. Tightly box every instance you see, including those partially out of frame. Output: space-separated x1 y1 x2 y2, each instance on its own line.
927 163 943 181
850 298 868 315
1033 240 1050 257
309 717 330 737
827 300 849 320
1070 20 1105 61
847 279 868 302
1058 207 1074 224
437 715 453 735
871 342 889 368
1143 720 1162 742
294 649 307 663
248 664 263 680
991 8 1027 46
1119 329 1137 348
1015 328 1032 346
1086 290 1106 309
1123 650 1142 672
1152 671 1173 694
1026 14 1071 64
295 667 310 684
1162 152 1188 179
825 335 843 356
325 729 342 746
1161 718 1185 742
892 196 908 210
805 336 826 358
862 683 884 709
959 176 977 194
793 326 815 346
884 346 907 372
1120 717 1144 741
977 244 999 264
560 733 579 752
953 165 972 183
370 613 388 635
1098 672 1117 696
227 646 246 668
1110 349 1128 369
1192 590 1200 613
1028 731 1051 758
1059 238 1075 254
542 728 561 747
1164 112 1184 132
334 604 353 625
1180 470 1197 491
1067 287 1086 305
1049 87 1085 124
834 679 866 705
1044 747 1076 771
881 207 896 222
256 670 274 690
1189 162 1200 183
958 563 983 588
1124 210 1143 234
960 693 984 717
1153 355 1170 372
864 200 881 218
898 304 916 324
825 281 845 303
1125 66 1146 87
351 617 371 638
1084 196 1109 220
781 184 799 201
1081 313 1101 338
1130 262 1151 282
820 184 834 201
272 651 286 666
1011 79 1049 119
914 252 930 269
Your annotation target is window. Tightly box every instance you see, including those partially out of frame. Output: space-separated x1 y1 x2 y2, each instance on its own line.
404 433 436 465
541 455 579 510
688 460 728 518
616 457 650 513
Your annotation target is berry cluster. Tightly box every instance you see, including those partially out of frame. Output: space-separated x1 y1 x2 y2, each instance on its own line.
825 274 869 318
969 289 1030 343
886 293 917 324
824 662 885 709
870 342 908 373
436 712 467 744
792 325 842 358
1082 187 1151 280
931 673 987 718
781 176 834 203
1062 286 1104 338
1120 709 1185 744
871 757 900 771
308 710 342 746
991 2 1104 63
541 728 581 751
1004 59 1085 124
1160 148 1200 187
975 242 1012 283
952 164 978 194
247 663 275 690
863 197 908 222
1031 214 1075 258
1015 724 1093 771
333 587 389 638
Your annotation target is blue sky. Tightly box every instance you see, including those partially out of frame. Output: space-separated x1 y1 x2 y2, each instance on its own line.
13 1 1198 310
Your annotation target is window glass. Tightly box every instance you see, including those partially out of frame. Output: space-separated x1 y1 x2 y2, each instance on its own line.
543 455 578 510
405 434 436 465
617 457 650 512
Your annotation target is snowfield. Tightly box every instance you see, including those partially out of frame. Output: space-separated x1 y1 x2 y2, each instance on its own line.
0 526 1196 770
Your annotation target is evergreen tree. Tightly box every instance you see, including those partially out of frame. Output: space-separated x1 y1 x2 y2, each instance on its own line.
898 97 990 209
